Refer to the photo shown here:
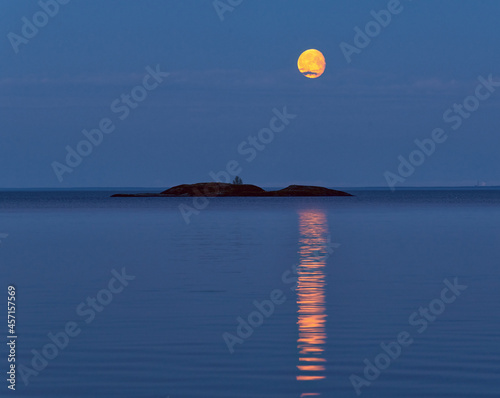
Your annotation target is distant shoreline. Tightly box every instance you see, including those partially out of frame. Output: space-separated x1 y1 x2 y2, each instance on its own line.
1 186 500 192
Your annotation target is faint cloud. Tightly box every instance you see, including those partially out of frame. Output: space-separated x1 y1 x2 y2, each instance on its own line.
0 233 9 245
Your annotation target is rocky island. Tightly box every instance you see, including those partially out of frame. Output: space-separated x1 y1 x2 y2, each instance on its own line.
111 183 353 197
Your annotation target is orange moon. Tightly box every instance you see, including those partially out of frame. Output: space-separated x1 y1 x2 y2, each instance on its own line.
297 49 326 79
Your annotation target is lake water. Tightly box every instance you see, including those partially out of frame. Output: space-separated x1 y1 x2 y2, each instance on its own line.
1 189 499 397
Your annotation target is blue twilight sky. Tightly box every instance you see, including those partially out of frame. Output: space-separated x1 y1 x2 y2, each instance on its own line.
1 0 500 188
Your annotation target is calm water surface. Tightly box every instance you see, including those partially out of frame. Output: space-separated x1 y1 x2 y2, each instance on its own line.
1 189 499 397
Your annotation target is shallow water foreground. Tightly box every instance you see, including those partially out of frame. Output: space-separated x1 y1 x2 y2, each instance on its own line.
0 189 499 397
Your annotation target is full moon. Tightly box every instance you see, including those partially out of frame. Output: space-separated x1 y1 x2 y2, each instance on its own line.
297 49 326 79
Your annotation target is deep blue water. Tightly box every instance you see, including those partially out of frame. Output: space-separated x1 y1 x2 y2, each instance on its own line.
1 189 499 397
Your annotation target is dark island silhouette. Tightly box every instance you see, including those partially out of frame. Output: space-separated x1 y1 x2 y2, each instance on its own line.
111 183 353 197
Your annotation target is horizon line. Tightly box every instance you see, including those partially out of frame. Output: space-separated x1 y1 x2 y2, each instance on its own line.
1 185 499 190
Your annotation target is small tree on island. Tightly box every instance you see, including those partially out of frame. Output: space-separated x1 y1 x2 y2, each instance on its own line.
232 176 243 185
